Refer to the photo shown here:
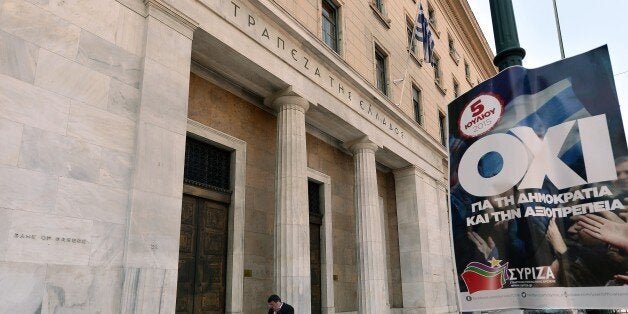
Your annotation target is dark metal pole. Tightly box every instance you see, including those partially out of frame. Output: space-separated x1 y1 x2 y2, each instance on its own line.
552 0 565 59
489 0 526 71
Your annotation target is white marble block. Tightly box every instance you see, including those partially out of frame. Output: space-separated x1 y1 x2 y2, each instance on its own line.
35 49 110 109
0 73 69 135
0 0 80 58
0 117 23 166
77 30 142 88
54 177 129 224
0 261 46 313
0 164 58 213
67 102 135 153
0 30 38 83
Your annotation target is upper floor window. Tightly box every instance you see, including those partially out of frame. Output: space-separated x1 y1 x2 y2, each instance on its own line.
374 0 384 12
322 0 339 52
406 18 416 53
433 54 442 85
375 46 388 95
427 3 436 27
448 35 459 64
453 78 459 98
439 111 447 146
412 85 422 125
465 61 471 80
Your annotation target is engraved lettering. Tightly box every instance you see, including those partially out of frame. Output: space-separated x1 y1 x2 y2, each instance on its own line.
291 49 298 61
261 28 270 39
231 1 240 16
315 67 321 77
304 57 310 69
277 37 285 50
248 15 256 26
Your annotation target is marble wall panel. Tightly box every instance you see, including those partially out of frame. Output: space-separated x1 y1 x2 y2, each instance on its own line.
35 49 110 109
0 262 46 313
67 102 135 153
0 117 23 166
0 208 10 261
145 17 192 76
0 30 38 83
125 190 182 269
89 221 125 267
0 74 69 135
77 30 142 87
43 265 123 313
0 165 58 213
0 0 80 58
140 58 190 135
108 78 140 121
99 147 133 189
115 6 146 56
38 0 122 44
121 267 174 313
7 211 93 265
54 177 128 224
19 126 101 182
133 122 186 197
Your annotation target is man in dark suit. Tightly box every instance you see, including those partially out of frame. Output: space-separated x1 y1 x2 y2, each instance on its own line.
267 294 294 314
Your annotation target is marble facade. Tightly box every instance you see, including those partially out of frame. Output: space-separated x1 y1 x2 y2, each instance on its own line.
0 0 495 313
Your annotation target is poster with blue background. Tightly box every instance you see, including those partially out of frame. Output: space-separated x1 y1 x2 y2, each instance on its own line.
448 46 628 311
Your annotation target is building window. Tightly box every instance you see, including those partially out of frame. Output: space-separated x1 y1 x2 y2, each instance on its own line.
427 3 436 27
448 35 459 64
464 61 471 80
406 18 416 53
375 46 388 95
439 111 447 146
412 85 422 125
184 137 231 192
374 0 383 12
453 78 459 98
322 0 338 52
433 54 442 85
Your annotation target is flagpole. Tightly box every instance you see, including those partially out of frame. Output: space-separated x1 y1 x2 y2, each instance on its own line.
552 0 565 59
397 2 422 107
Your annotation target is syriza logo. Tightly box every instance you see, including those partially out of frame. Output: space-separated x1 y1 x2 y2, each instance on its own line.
461 257 509 294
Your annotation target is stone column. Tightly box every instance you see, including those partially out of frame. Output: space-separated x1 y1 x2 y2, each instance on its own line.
393 166 454 313
121 1 197 313
348 137 389 314
393 166 430 313
272 94 311 312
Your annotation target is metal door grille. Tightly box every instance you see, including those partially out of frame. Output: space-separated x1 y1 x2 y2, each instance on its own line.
308 181 322 217
184 137 231 193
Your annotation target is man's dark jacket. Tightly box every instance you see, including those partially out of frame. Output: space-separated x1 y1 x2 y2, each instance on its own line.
267 302 294 314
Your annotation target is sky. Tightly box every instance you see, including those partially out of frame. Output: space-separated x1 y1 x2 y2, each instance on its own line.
467 0 628 132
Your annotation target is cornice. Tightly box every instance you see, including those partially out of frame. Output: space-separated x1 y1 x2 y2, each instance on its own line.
440 0 497 79
145 0 199 39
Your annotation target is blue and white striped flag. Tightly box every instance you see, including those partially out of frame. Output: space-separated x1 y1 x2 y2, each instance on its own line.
411 4 435 65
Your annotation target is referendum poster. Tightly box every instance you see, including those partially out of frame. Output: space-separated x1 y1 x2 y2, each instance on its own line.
448 46 628 311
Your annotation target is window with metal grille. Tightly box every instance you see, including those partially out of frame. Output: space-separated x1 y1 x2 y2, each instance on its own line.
322 0 339 52
184 137 231 192
375 46 388 95
308 180 322 217
453 78 459 98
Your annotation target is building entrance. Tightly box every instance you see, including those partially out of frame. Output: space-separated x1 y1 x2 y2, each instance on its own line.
176 194 229 314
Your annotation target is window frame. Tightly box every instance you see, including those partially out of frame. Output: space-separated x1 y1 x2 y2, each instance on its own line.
411 84 422 125
452 77 459 98
438 111 447 146
374 44 388 96
321 0 339 52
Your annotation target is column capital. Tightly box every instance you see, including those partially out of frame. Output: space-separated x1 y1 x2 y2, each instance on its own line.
345 136 380 154
266 87 309 113
145 0 198 39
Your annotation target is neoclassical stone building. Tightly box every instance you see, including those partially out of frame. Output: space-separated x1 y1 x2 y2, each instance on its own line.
0 0 495 312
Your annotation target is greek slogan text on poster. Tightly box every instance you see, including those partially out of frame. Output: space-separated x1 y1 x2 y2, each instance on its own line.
448 46 628 311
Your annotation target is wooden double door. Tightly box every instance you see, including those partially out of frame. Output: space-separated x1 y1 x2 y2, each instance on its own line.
176 194 229 314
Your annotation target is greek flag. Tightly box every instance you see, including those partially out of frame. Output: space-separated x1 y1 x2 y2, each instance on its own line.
411 4 435 65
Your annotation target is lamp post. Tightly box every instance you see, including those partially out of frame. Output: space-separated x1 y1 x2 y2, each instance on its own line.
489 0 526 71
